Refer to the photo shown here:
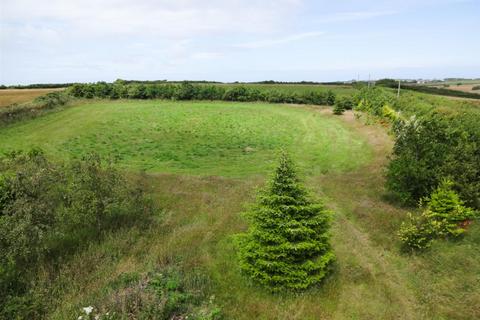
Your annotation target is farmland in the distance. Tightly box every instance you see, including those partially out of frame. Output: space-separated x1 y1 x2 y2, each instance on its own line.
0 88 64 107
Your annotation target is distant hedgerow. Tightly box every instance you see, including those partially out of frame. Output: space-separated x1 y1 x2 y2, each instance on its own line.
236 151 334 291
67 82 337 106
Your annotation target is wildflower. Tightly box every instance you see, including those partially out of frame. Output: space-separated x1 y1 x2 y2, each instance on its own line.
83 306 94 315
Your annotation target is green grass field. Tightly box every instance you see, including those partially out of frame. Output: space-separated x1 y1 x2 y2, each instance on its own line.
1 99 479 319
0 100 371 176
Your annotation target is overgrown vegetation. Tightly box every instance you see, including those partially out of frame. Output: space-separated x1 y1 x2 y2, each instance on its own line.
237 152 334 290
0 150 154 319
354 87 480 208
76 267 222 320
399 179 477 250
0 91 72 126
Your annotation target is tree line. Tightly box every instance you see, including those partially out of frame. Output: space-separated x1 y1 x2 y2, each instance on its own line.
68 82 337 106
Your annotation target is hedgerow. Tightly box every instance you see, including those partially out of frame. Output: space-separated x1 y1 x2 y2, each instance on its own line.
386 112 480 208
67 82 337 106
354 87 480 209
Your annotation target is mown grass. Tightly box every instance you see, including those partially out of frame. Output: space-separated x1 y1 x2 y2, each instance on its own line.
1 101 479 319
0 100 372 176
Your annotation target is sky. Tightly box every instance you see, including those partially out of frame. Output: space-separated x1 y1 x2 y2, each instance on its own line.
0 0 479 84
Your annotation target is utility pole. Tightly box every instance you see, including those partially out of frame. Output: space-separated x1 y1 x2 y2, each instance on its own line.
368 74 371 88
397 79 401 98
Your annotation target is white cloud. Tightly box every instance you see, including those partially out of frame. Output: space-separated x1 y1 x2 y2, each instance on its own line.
1 0 304 38
316 10 397 23
234 31 325 49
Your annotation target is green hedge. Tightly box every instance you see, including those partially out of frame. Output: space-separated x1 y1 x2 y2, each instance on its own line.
355 87 480 208
67 82 337 106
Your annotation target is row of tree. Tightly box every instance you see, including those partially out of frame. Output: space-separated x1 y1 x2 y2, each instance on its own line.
68 82 337 106
354 87 479 250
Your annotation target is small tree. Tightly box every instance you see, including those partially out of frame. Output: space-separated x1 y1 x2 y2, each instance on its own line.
399 179 476 250
237 152 334 290
332 102 345 115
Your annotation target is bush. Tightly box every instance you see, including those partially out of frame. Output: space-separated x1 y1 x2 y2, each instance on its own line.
332 103 345 115
236 151 334 291
386 112 480 208
354 87 396 116
398 179 476 250
0 150 153 318
472 85 480 91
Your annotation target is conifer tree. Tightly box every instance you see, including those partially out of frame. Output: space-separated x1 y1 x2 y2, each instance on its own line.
237 151 334 290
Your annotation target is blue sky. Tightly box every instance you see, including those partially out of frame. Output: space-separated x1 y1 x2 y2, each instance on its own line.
1 0 479 84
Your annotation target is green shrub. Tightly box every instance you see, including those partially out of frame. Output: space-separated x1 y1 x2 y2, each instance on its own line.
332 102 345 115
236 151 334 291
387 112 480 208
398 179 477 250
472 85 480 91
354 87 396 116
398 212 438 250
0 150 153 318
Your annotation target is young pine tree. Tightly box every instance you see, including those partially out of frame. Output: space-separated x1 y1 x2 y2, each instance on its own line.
237 152 334 291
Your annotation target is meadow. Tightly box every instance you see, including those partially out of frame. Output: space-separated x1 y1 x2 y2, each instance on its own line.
0 87 479 319
0 100 371 176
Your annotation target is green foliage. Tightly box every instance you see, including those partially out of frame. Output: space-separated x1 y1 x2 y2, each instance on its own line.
398 212 438 250
354 86 396 116
66 82 337 106
237 152 334 291
87 268 223 320
387 112 480 208
332 102 345 115
0 150 153 319
398 179 477 250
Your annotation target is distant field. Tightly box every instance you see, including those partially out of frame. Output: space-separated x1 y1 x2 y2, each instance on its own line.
0 100 372 176
0 88 64 107
218 83 356 96
431 83 480 93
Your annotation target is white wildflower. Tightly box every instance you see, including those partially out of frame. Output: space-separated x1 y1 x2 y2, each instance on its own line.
83 306 94 315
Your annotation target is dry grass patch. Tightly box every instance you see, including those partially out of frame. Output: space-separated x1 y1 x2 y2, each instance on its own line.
0 88 64 107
